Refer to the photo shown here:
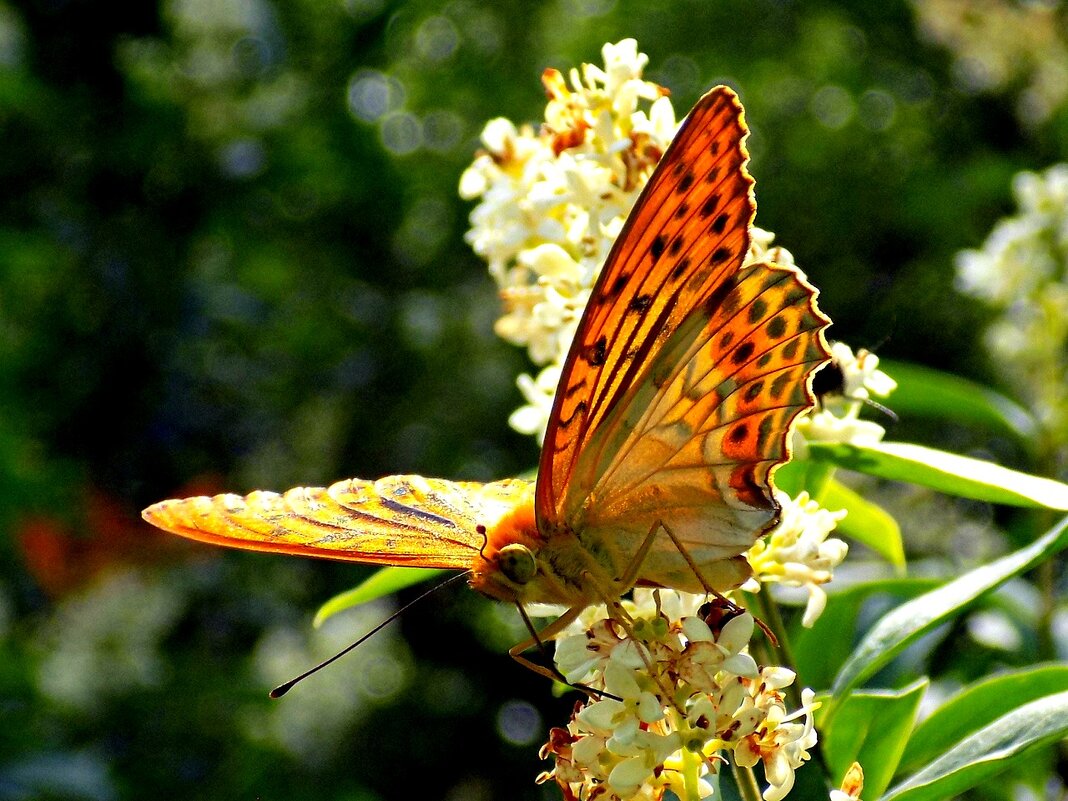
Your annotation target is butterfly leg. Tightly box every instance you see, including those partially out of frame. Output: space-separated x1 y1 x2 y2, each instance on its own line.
508 603 618 700
657 521 778 646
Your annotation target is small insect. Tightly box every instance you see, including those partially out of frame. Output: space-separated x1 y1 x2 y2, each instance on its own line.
143 86 831 670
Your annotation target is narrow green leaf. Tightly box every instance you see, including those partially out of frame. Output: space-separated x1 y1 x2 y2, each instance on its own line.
882 691 1068 801
879 359 1040 446
792 578 941 691
808 441 1068 510
819 478 905 570
774 458 836 498
829 516 1068 703
899 664 1068 772
313 566 449 627
821 680 928 800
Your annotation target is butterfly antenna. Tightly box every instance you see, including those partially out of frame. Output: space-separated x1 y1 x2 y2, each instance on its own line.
862 395 899 423
270 570 470 698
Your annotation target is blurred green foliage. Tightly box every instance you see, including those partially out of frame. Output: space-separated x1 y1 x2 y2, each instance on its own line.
1 0 1066 799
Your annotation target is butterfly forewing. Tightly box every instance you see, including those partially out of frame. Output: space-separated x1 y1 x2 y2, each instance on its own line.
142 476 532 568
537 86 757 527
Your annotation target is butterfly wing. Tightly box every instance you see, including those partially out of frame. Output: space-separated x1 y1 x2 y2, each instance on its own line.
536 86 830 590
537 85 756 524
142 475 533 569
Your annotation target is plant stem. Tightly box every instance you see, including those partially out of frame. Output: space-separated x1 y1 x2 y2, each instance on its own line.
732 761 763 801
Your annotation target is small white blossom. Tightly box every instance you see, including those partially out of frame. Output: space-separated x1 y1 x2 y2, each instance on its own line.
794 341 897 450
830 761 865 801
747 491 848 627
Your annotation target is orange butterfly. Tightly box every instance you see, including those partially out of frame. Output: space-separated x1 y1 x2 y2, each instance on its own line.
143 87 831 645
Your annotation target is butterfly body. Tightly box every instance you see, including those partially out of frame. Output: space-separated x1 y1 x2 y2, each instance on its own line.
142 85 831 624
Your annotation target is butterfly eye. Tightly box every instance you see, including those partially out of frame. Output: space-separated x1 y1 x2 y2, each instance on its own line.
497 543 537 585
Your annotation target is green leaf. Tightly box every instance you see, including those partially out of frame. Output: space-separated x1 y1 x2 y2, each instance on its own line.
879 360 1040 447
899 664 1068 773
821 680 928 800
774 458 835 498
792 578 941 691
829 516 1068 704
819 478 905 570
881 690 1068 801
313 566 450 627
808 441 1068 510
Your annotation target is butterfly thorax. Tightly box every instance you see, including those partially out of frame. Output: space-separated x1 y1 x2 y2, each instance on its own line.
469 493 601 607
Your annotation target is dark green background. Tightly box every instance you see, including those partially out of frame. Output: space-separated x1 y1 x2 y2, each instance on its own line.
2 1 1063 799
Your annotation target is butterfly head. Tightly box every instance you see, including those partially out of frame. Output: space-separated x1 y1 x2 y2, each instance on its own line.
468 495 541 602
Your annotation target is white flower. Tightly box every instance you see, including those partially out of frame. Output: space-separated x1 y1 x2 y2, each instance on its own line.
734 686 819 801
794 341 897 450
748 491 848 627
830 761 865 801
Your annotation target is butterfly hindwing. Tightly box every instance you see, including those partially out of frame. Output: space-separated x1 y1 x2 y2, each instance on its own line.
536 86 756 527
142 476 533 568
575 260 830 585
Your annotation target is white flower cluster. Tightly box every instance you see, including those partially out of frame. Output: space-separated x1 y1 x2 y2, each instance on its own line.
459 38 676 440
460 39 790 443
795 341 898 448
539 590 818 801
909 0 1068 124
956 163 1068 451
746 491 849 628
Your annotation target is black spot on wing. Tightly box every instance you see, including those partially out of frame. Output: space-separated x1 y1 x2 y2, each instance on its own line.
770 371 792 400
585 336 608 366
748 298 768 324
628 294 653 314
607 273 630 299
701 272 740 318
766 315 787 339
731 341 756 365
651 234 667 260
669 256 691 284
711 246 732 265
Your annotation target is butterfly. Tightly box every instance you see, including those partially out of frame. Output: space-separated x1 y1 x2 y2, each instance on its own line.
143 86 831 646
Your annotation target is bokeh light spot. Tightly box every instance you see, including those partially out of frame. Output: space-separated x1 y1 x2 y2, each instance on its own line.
348 69 405 122
560 0 616 18
423 109 464 153
415 15 459 63
858 89 896 131
344 0 386 21
653 53 700 97
811 85 855 130
496 699 542 746
380 112 422 155
218 138 267 178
